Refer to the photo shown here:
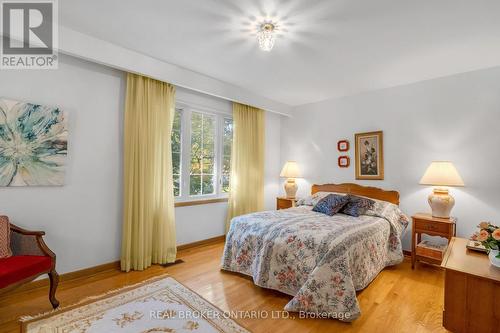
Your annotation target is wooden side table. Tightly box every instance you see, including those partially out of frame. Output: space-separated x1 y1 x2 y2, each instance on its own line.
411 213 456 269
276 197 297 210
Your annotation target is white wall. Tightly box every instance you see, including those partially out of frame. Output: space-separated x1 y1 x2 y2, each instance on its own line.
0 55 282 274
281 66 500 250
264 111 282 210
0 55 125 274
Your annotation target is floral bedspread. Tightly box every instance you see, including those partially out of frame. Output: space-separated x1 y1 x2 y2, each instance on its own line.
221 200 409 321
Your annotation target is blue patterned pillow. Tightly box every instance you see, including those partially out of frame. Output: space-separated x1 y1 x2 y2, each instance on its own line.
341 195 376 217
312 194 349 216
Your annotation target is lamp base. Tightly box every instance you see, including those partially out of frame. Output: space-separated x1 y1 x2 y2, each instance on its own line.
284 179 298 199
428 188 455 219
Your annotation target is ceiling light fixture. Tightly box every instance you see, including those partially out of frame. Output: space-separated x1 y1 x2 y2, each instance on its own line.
257 22 276 51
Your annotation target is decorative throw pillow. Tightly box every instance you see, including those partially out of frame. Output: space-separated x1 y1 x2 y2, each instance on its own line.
0 216 12 258
312 194 350 216
341 195 376 217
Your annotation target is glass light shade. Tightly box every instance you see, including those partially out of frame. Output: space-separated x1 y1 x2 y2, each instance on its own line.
257 23 276 51
280 161 301 178
419 161 465 187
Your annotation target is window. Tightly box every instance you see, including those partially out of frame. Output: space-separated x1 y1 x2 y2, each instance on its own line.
190 112 215 195
222 118 233 193
171 109 182 196
171 105 232 201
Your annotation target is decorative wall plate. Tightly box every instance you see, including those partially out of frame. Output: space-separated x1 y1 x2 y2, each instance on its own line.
338 156 350 168
337 140 349 152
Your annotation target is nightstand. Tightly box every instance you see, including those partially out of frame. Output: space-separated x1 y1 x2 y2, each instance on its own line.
276 197 297 210
411 213 456 269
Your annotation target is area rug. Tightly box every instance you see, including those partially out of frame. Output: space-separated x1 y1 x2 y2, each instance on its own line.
20 275 250 333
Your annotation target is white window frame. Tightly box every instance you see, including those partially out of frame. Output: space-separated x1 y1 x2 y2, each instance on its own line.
174 102 232 202
220 116 233 194
172 108 183 198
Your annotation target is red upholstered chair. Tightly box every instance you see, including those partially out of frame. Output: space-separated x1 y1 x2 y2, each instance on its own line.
0 219 59 308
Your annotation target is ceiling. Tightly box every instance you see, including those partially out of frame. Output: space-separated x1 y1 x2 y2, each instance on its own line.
60 0 500 106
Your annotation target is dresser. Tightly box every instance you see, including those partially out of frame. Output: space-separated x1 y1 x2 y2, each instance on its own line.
441 237 500 333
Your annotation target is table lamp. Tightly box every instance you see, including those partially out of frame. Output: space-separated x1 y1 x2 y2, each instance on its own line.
419 161 464 218
280 161 302 199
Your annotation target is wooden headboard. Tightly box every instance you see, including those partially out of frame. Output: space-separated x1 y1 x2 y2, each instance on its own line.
311 183 400 205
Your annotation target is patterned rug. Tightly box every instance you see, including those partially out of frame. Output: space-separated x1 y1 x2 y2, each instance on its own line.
20 275 250 333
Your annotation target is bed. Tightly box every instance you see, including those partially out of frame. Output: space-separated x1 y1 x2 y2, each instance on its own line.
221 183 409 321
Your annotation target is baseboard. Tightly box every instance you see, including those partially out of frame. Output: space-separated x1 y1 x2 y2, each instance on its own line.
177 235 225 251
7 235 226 295
160 259 185 267
11 260 121 294
403 250 412 257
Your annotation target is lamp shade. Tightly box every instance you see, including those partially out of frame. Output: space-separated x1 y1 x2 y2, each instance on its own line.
280 161 302 178
419 161 464 187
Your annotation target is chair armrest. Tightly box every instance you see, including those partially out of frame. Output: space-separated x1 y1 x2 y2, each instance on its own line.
10 224 46 236
10 224 55 260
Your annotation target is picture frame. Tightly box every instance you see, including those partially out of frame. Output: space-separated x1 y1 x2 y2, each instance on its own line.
338 156 350 168
355 131 384 180
337 140 349 152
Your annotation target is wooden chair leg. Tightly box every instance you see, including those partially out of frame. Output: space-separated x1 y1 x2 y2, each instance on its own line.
48 269 60 309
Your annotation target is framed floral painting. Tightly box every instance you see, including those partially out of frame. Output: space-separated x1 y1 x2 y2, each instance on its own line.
355 131 383 180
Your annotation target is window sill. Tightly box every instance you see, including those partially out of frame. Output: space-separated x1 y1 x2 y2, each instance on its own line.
174 197 228 208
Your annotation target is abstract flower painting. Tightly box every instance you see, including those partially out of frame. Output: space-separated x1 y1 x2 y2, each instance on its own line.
0 98 67 186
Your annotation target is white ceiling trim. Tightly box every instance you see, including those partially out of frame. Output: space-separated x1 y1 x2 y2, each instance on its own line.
57 27 292 116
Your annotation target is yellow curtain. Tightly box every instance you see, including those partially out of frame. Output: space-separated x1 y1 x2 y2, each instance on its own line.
226 102 265 233
121 73 177 272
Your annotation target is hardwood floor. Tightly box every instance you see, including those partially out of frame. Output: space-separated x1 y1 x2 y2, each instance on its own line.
0 241 448 332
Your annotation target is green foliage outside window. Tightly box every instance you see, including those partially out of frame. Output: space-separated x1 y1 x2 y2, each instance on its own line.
171 109 232 197
171 109 182 196
222 118 233 192
190 112 215 195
